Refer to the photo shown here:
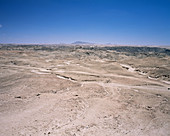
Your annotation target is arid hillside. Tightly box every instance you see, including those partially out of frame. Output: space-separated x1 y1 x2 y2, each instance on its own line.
0 45 170 136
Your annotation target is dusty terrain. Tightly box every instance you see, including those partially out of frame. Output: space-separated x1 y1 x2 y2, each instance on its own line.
0 45 170 136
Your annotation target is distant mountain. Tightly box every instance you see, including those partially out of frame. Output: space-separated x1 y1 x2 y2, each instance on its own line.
72 41 94 45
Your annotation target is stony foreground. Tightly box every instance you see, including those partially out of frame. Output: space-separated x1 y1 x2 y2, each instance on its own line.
0 45 170 136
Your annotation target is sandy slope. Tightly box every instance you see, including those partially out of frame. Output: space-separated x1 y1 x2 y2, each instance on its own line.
0 47 170 136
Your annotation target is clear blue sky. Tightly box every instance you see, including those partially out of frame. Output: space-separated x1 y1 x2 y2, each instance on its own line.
0 0 170 45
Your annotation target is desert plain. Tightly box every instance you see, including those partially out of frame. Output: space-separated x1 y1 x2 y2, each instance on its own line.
0 45 170 136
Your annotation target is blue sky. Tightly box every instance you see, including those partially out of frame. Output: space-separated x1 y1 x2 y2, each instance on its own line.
0 0 170 45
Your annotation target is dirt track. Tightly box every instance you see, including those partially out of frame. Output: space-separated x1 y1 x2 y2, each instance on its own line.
0 46 170 136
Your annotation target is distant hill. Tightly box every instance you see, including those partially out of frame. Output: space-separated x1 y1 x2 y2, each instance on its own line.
72 41 94 45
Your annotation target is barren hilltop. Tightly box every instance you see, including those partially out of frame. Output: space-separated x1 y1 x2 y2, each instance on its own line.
0 45 170 136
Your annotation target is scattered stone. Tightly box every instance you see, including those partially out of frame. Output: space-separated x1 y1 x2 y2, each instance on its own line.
15 96 21 98
122 66 129 70
146 106 152 110
36 94 40 96
52 91 57 94
106 79 111 83
156 94 161 97
135 69 140 72
10 61 17 65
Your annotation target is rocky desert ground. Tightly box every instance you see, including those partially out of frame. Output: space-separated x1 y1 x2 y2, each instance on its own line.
0 45 170 136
